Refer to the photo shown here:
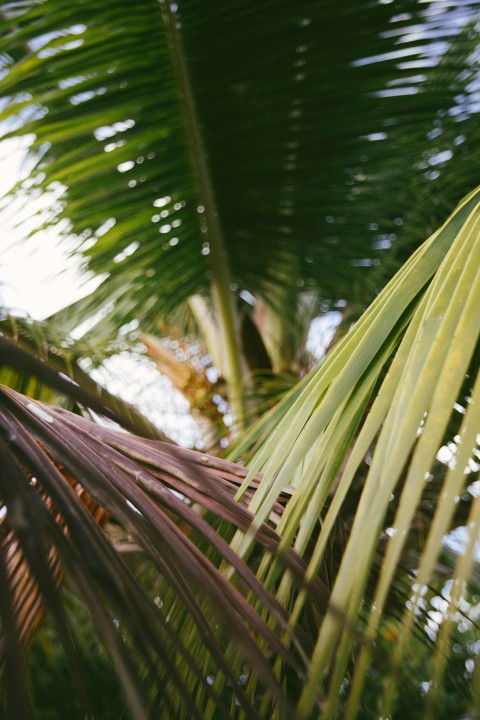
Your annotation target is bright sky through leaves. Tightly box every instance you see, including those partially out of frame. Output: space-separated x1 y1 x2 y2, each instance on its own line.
0 139 87 318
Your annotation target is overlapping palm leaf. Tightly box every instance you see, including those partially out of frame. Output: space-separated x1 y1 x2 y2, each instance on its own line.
0 313 167 438
1 187 478 719
225 187 480 718
0 383 328 719
1 1 480 717
0 0 479 340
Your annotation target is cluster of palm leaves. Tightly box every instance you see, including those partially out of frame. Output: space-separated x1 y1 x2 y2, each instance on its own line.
0 1 480 718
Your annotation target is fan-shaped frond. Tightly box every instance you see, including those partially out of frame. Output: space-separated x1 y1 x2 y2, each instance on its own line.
227 187 480 718
1 0 478 335
0 384 320 719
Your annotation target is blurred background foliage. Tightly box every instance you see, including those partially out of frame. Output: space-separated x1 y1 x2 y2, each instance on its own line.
1 0 479 440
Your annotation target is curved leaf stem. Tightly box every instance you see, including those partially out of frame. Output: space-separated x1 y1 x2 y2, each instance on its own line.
161 2 244 430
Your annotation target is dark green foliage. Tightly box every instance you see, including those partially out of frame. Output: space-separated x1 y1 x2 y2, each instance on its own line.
1 1 479 337
28 590 131 720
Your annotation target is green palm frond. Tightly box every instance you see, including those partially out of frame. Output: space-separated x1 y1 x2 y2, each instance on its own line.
1 0 478 335
225 187 480 718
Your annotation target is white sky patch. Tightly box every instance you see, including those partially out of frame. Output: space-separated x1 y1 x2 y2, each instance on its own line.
443 526 480 559
90 352 202 448
306 311 343 361
0 140 91 319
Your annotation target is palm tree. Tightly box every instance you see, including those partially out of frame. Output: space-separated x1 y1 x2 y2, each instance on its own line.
0 1 479 718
